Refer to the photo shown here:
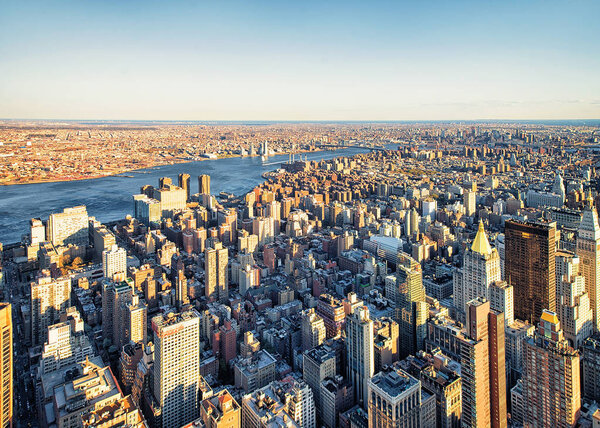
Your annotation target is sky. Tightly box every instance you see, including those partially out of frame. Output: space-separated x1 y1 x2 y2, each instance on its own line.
0 0 599 121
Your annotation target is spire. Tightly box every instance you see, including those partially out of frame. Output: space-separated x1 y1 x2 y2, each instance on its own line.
471 220 492 255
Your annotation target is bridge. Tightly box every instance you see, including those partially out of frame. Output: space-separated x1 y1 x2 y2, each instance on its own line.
316 144 391 152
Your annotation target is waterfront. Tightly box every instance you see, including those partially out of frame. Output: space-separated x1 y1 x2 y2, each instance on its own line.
0 146 378 244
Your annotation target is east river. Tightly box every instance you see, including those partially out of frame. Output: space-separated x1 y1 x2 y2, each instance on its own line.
0 146 380 244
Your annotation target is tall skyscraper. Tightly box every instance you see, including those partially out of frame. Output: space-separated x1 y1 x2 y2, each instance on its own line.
345 304 374 408
125 294 147 345
505 219 556 325
577 202 600 332
102 244 127 279
205 242 229 302
152 310 201 428
31 274 71 346
199 174 211 195
395 252 427 358
47 205 89 247
301 308 326 352
522 310 581 427
102 278 134 347
178 173 191 201
0 304 12 428
556 251 593 348
489 281 514 326
367 366 436 428
461 298 507 428
464 190 477 217
454 221 502 320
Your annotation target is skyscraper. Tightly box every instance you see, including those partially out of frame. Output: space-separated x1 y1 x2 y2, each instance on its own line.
102 278 134 347
152 310 201 428
345 304 374 408
577 202 600 332
125 294 147 345
301 308 326 352
31 274 71 346
199 174 211 195
461 298 507 428
367 366 436 428
205 242 229 302
0 304 12 428
505 219 556 325
454 221 502 320
102 244 127 279
522 310 580 427
395 252 427 358
463 190 477 217
178 173 191 201
556 252 593 348
47 205 89 247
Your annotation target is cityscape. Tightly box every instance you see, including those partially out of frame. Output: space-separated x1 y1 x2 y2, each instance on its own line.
1 1 600 428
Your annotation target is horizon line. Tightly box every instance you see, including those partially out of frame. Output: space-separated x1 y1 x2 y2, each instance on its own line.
1 117 600 124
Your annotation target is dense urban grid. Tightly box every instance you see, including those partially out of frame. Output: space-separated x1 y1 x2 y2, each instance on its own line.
4 122 600 428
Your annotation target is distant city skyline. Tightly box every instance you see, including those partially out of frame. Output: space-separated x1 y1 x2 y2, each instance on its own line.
1 0 599 120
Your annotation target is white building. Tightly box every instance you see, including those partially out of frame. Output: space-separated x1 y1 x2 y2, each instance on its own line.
47 205 89 247
102 244 127 279
152 310 201 428
453 221 501 321
40 308 94 375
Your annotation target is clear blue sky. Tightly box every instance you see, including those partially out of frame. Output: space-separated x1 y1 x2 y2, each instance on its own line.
1 0 598 120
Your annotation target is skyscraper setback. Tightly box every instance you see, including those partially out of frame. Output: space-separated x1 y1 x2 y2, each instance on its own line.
577 202 600 332
505 219 556 325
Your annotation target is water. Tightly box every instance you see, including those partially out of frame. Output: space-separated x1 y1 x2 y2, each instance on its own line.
0 146 377 244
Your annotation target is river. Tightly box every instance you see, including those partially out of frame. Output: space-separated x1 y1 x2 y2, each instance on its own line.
0 146 379 244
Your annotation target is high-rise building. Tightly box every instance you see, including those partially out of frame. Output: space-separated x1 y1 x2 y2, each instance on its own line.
0 304 12 428
582 335 600 402
489 281 514 326
205 242 229 302
320 375 354 428
303 345 336 415
461 298 507 428
454 221 502 321
199 174 211 195
367 366 436 428
30 218 45 245
234 350 277 393
373 317 399 372
395 252 427 358
301 308 326 352
31 274 71 346
152 310 201 428
504 320 534 389
102 278 134 348
316 294 346 339
522 310 581 427
47 205 89 247
404 350 462 428
40 308 94 375
463 191 477 217
505 219 556 324
577 203 600 332
102 244 127 279
125 294 147 345
346 304 374 408
178 173 191 201
556 252 593 348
